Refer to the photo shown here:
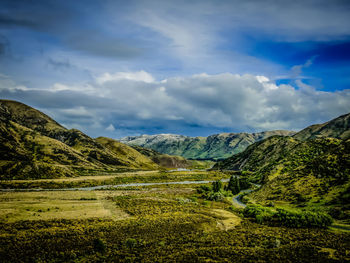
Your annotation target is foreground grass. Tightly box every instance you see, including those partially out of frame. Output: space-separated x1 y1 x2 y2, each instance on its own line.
0 186 349 262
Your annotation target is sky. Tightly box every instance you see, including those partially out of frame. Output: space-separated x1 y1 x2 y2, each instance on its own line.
0 0 350 138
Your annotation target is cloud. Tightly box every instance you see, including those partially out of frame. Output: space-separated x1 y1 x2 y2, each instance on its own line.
96 71 155 85
290 56 318 79
1 71 349 137
106 124 116 132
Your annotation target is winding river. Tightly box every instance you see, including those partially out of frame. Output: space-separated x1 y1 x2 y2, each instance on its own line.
232 183 261 207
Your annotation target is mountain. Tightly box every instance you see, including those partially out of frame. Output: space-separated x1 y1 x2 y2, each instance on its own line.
293 113 350 141
131 145 213 169
0 100 158 179
130 145 191 168
212 113 350 220
120 130 295 160
94 137 158 170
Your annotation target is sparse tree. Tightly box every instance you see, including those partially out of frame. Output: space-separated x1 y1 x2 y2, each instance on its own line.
212 180 222 192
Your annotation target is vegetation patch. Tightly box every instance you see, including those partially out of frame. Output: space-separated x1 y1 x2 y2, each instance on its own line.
243 204 333 228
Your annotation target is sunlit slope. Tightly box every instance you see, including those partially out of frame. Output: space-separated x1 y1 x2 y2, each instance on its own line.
0 100 159 179
95 137 158 170
293 113 350 141
0 120 97 179
213 113 350 220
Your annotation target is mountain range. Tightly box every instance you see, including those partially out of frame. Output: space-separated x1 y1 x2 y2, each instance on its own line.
120 130 295 160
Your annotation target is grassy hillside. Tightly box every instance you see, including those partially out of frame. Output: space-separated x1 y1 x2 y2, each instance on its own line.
214 137 350 220
95 137 158 170
120 130 294 160
0 100 160 179
131 145 214 169
0 120 97 179
293 113 350 140
213 113 350 221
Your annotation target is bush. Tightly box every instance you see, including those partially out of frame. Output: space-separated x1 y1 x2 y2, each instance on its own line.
243 204 274 224
275 208 333 228
226 176 251 194
207 191 225 201
243 204 333 228
212 180 222 192
125 238 138 249
197 185 211 194
93 238 106 253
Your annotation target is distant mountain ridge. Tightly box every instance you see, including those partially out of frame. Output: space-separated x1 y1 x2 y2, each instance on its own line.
120 130 295 160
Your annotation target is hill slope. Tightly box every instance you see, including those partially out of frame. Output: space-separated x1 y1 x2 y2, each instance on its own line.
293 113 350 141
0 100 159 179
95 137 158 170
213 113 350 220
120 130 294 160
131 145 213 169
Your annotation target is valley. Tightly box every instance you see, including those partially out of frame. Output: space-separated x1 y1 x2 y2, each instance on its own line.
0 100 349 262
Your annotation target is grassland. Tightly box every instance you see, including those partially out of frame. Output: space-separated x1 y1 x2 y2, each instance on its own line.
0 176 349 262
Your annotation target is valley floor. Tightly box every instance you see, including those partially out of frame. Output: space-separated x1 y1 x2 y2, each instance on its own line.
0 171 349 262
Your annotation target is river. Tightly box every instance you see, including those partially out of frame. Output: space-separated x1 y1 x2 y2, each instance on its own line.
0 178 230 192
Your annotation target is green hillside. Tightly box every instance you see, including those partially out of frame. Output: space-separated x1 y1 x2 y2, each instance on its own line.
131 145 214 169
95 137 158 170
293 113 350 141
213 113 350 221
0 100 160 179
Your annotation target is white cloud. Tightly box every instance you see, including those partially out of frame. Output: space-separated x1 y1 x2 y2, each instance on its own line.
96 71 155 85
0 74 28 92
1 71 350 136
106 124 115 132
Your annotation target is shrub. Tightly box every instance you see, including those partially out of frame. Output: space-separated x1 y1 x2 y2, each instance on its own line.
243 204 274 224
93 238 106 253
212 180 222 192
226 176 240 194
197 185 211 194
243 204 333 228
226 176 251 194
125 238 138 249
275 208 333 228
207 191 225 201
